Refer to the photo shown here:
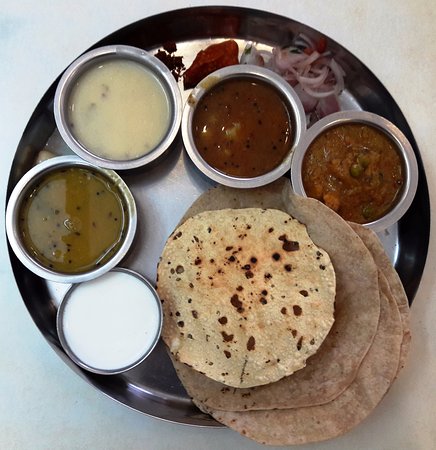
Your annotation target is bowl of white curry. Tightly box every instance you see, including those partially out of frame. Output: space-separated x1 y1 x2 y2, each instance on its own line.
54 45 182 170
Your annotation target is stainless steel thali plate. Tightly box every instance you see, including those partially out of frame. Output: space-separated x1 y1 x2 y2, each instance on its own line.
5 6 430 426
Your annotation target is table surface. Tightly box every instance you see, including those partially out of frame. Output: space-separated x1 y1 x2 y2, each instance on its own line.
1 1 435 449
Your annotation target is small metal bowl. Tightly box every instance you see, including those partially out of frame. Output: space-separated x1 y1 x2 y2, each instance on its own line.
5 155 137 283
181 64 306 188
56 268 162 375
290 110 418 231
54 45 182 170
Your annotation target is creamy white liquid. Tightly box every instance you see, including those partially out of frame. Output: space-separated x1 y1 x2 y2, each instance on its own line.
61 271 161 371
68 59 170 160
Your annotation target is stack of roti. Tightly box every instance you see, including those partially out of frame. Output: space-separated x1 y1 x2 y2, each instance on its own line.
156 178 410 445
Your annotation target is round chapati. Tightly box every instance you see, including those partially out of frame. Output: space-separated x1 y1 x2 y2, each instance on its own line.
170 178 380 409
348 222 411 377
157 208 336 388
200 283 402 445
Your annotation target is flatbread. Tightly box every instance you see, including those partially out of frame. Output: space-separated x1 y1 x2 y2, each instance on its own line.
348 223 411 376
171 178 380 409
199 286 403 445
157 208 336 388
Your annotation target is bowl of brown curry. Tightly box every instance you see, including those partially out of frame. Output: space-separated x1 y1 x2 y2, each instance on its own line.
290 110 418 231
182 64 306 188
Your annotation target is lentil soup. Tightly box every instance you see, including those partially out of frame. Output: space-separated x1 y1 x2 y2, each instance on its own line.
18 167 127 273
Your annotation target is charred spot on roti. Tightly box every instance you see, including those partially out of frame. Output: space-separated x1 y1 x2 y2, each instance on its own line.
284 264 292 272
247 336 256 351
173 231 182 240
177 321 184 328
236 286 244 292
296 336 303 350
191 310 198 319
260 297 268 305
320 264 326 270
224 350 232 359
281 307 287 315
230 294 244 313
272 252 281 261
222 331 234 342
250 257 258 263
176 265 184 274
218 316 228 325
278 235 300 252
245 270 254 279
194 257 202 265
293 305 303 316
299 290 309 297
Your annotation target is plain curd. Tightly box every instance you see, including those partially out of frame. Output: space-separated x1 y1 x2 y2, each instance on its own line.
60 270 161 372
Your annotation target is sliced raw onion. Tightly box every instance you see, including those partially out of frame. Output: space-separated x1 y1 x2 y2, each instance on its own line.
238 35 346 121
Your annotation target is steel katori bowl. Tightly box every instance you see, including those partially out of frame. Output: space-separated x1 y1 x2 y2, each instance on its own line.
56 268 163 375
5 155 137 283
290 110 419 232
181 64 306 188
54 45 182 170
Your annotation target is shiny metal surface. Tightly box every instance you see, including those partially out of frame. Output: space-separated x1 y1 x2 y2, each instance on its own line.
5 6 430 427
5 155 137 283
54 45 182 170
290 110 419 232
182 64 306 188
56 267 163 375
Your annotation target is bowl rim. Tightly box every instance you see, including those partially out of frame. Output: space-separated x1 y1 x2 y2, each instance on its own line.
290 110 419 232
54 44 182 170
181 64 307 188
56 267 163 375
5 155 137 283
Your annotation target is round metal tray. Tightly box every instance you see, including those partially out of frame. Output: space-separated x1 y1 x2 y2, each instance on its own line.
5 6 430 427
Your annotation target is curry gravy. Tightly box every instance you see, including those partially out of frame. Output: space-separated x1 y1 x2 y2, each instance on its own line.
192 77 292 177
302 123 404 223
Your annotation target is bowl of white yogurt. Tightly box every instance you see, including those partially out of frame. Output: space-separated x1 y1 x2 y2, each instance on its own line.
54 45 182 170
56 268 162 374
